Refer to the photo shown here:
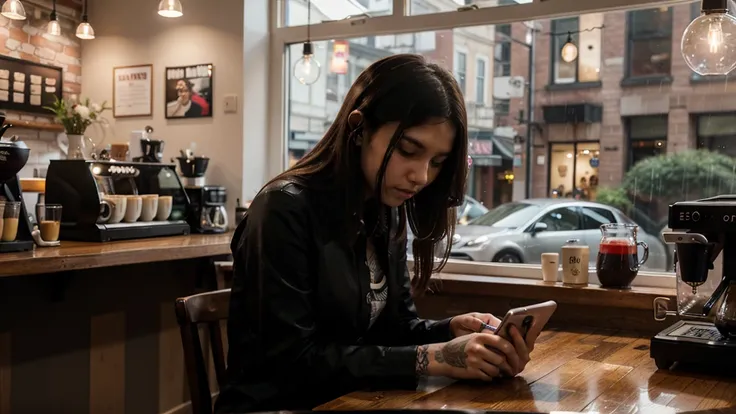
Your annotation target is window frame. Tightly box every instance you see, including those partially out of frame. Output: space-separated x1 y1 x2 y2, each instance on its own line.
454 48 469 95
549 17 580 85
269 0 686 290
626 115 669 169
623 6 674 83
475 55 490 105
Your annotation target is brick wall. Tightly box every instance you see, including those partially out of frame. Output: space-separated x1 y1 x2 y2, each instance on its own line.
503 3 736 198
0 5 81 178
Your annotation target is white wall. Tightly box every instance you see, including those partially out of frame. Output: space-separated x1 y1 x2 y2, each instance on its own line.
82 0 250 218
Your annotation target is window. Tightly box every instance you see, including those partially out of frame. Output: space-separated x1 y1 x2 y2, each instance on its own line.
495 24 511 77
626 7 673 78
409 0 532 15
582 207 616 230
476 57 488 104
550 15 602 85
627 116 668 168
275 0 735 286
538 207 580 232
455 51 467 94
281 0 393 27
549 143 601 201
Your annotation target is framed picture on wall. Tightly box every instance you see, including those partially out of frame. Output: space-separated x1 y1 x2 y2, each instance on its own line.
113 64 153 118
164 63 213 119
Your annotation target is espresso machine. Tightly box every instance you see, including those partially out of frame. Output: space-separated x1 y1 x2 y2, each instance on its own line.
45 159 191 242
0 114 34 252
652 195 736 370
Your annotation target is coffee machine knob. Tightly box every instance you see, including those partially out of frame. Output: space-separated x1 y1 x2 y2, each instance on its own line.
692 211 700 222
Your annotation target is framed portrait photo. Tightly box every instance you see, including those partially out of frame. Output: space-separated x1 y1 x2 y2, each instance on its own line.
165 63 213 119
113 64 153 118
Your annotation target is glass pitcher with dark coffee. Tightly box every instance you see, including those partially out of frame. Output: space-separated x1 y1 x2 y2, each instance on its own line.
596 223 649 289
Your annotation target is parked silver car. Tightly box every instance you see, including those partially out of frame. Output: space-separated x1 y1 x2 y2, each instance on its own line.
446 199 669 271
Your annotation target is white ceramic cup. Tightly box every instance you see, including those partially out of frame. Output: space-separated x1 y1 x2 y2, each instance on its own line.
541 252 559 283
102 195 127 224
156 196 173 221
124 195 142 223
140 194 159 222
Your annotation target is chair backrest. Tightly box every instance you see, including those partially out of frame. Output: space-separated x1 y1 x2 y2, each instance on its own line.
175 288 231 414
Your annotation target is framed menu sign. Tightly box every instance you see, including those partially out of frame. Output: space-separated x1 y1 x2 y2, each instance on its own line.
0 55 63 115
113 64 153 118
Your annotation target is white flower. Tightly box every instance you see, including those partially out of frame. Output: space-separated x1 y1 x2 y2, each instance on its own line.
74 105 91 120
91 103 101 113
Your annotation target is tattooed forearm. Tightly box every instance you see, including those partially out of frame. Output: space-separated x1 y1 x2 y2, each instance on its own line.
434 338 469 368
416 345 430 376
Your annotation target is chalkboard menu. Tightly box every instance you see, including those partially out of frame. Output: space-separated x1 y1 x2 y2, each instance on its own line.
0 55 63 115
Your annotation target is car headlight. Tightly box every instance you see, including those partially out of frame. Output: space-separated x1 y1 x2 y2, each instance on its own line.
465 235 489 247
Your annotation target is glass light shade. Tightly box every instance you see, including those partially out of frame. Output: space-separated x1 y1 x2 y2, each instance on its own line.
158 0 183 18
76 21 95 39
1 0 26 20
682 12 736 76
294 55 321 85
46 19 61 36
561 41 579 63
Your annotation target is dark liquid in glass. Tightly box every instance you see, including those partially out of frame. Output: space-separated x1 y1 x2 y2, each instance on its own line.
597 241 638 289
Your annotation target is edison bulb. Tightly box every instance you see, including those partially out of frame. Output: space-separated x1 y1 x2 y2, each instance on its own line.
682 12 736 76
294 54 321 85
561 41 578 63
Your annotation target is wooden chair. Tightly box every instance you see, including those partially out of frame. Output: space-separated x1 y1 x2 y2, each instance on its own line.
175 288 231 414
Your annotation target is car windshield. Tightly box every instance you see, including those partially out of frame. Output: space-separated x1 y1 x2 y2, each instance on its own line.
467 202 542 228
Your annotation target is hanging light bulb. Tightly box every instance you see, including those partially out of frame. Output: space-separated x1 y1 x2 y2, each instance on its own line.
1 0 26 20
46 0 61 37
682 0 736 76
294 42 321 85
76 0 94 39
158 0 183 18
560 33 578 63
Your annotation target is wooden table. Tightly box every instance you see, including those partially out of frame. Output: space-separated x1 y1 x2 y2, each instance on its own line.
317 329 736 413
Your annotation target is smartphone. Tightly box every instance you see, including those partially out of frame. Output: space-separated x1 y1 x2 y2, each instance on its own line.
494 300 558 342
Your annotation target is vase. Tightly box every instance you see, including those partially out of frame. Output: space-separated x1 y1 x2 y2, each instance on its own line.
57 133 97 160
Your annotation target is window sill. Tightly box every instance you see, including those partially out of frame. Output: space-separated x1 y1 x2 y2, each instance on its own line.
545 81 602 91
620 76 673 87
690 75 735 84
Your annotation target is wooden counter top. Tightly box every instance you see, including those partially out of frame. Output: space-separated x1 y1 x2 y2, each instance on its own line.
317 328 736 413
0 232 233 277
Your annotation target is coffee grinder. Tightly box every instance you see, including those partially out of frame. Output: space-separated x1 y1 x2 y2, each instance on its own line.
652 194 736 370
174 152 228 233
0 113 35 252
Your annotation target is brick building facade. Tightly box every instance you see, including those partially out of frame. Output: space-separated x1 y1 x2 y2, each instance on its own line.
496 2 736 200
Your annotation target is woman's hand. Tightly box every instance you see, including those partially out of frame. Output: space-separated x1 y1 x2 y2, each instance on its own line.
508 324 532 375
425 332 521 381
449 312 501 338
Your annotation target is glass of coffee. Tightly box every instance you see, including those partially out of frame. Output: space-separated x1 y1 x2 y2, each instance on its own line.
36 204 63 242
596 223 649 289
2 201 21 242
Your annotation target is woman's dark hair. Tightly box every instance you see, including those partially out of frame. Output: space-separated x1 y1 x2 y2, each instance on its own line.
268 54 468 295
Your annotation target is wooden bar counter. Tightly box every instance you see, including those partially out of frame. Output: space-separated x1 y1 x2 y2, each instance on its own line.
0 233 233 414
318 328 736 413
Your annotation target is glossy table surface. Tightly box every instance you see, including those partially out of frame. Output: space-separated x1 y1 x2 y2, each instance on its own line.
316 328 736 413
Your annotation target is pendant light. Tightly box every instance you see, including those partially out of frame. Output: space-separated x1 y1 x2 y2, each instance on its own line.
682 0 736 76
293 0 321 85
158 0 183 18
75 0 94 40
1 0 26 20
46 0 61 37
560 32 578 63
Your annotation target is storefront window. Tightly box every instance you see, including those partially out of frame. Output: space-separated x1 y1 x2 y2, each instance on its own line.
628 115 668 168
549 142 600 200
697 114 736 157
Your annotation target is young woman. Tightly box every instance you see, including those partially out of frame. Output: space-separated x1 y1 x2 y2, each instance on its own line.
215 54 537 414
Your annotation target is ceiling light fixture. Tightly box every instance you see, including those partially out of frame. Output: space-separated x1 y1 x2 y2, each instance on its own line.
1 0 26 20
46 0 61 36
560 32 578 63
158 0 183 18
682 0 736 76
293 0 321 85
75 0 94 40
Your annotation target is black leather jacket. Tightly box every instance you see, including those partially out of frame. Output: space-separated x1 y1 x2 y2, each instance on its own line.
214 177 454 413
